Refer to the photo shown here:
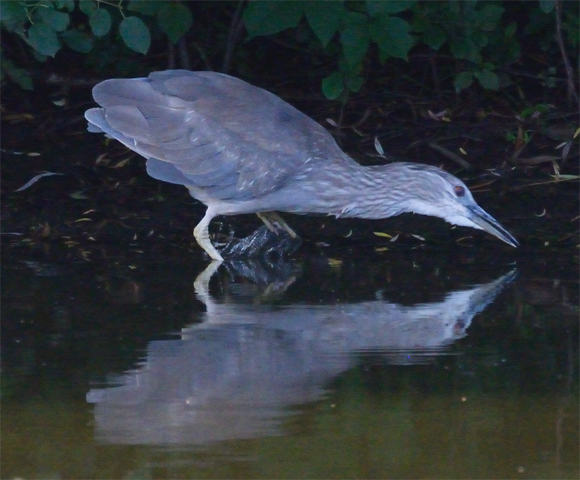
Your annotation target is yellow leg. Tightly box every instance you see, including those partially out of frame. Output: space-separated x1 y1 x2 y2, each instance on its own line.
193 210 224 262
257 212 298 238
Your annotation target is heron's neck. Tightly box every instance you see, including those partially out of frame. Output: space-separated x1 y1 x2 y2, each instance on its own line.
317 162 411 219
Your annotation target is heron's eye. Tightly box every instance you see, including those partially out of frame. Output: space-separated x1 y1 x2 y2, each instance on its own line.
454 186 465 197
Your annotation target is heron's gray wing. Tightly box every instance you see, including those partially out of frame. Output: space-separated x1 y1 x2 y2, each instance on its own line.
86 70 347 201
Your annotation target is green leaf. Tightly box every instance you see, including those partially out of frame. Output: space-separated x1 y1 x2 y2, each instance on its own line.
561 10 579 48
346 75 363 93
79 0 98 16
27 23 61 57
367 1 414 17
422 25 446 50
120 16 150 54
450 39 467 59
477 5 504 31
243 1 303 38
471 30 488 48
505 21 517 38
474 69 499 90
447 1 461 16
410 14 428 33
450 38 480 62
61 29 94 53
454 71 473 92
39 7 70 32
1 58 34 90
303 1 343 47
0 1 28 31
322 72 344 100
128 0 161 16
157 2 192 44
341 12 370 67
14 72 34 90
90 9 111 37
54 0 75 12
370 15 413 61
539 0 556 14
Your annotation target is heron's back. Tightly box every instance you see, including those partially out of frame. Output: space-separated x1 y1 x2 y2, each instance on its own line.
85 70 353 204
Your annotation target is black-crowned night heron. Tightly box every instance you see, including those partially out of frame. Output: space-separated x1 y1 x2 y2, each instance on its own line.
85 70 518 261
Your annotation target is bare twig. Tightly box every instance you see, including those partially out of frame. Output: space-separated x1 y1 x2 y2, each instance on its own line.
222 0 246 74
555 0 579 105
177 36 191 70
427 142 472 169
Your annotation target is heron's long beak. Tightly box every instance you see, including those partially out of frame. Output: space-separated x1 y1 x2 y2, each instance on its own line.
467 205 518 247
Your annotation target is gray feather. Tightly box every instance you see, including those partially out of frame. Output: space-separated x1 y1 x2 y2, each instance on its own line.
86 70 347 202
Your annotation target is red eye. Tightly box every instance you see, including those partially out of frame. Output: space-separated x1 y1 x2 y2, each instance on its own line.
454 186 465 197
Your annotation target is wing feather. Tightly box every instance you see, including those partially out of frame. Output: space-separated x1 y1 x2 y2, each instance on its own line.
86 70 347 201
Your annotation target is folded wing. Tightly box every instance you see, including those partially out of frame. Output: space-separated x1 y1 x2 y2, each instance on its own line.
85 70 345 201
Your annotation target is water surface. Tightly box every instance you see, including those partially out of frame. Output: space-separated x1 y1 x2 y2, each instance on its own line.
2 245 578 479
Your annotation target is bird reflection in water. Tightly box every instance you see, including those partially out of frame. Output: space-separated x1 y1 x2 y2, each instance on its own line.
87 261 516 447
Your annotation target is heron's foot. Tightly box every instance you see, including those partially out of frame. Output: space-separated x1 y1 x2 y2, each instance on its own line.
219 225 302 258
257 212 298 238
194 223 224 262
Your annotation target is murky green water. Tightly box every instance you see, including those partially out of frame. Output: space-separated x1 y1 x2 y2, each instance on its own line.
2 244 578 479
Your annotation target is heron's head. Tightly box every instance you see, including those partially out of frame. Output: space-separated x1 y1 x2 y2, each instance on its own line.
396 164 518 247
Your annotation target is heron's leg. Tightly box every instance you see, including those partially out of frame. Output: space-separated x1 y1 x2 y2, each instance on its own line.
193 260 222 306
257 212 298 238
193 210 224 262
